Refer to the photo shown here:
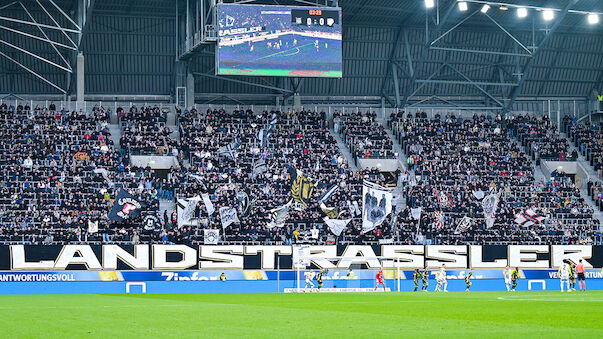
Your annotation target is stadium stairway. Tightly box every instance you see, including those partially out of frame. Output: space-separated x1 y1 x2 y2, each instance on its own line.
562 132 600 181
562 132 603 224
384 125 407 171
108 122 122 148
167 110 180 140
159 199 176 222
330 128 359 172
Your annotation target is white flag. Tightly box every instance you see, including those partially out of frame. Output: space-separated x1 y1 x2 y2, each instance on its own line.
514 209 545 227
204 229 219 245
310 228 319 239
362 180 393 233
202 193 215 216
93 168 113 185
353 201 361 216
481 193 499 229
177 196 201 228
347 200 355 216
410 207 422 220
88 220 98 234
219 207 240 229
324 218 351 236
473 190 485 200
267 201 291 228
455 216 473 234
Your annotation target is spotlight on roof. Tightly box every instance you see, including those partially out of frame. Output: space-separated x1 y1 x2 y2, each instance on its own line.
499 6 508 11
425 0 434 9
481 4 490 13
588 13 599 25
517 7 528 18
458 1 468 12
543 9 554 21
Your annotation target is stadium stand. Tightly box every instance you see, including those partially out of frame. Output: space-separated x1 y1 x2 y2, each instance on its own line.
515 114 576 162
335 110 396 162
391 113 598 245
0 103 160 244
564 115 603 177
119 104 177 156
0 101 599 246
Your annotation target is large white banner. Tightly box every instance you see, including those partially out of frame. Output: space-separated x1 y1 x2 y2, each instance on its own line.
362 180 393 233
219 207 240 229
177 196 201 228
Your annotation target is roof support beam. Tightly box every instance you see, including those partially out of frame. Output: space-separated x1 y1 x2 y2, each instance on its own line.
392 63 400 107
430 46 530 58
32 0 77 50
484 37 513 102
416 79 518 87
504 0 580 112
379 25 405 100
0 51 66 93
401 2 456 107
0 39 72 73
19 1 72 69
446 63 504 107
77 0 97 50
0 15 80 33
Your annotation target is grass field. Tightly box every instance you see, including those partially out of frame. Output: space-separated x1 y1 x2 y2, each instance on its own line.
0 291 601 338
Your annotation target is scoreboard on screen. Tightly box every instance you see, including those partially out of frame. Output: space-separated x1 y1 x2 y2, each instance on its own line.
217 4 342 78
290 8 339 27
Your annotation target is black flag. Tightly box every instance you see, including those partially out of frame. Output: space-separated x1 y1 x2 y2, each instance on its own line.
108 189 146 222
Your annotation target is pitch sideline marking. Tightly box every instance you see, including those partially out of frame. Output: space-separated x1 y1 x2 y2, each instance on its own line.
497 295 603 302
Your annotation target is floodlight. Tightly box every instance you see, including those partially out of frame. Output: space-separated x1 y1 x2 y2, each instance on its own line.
588 13 599 25
481 4 490 13
425 0 434 9
517 7 528 18
458 1 468 12
543 9 554 21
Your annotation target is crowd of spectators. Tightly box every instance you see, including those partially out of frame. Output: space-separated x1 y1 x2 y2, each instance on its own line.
0 101 600 245
0 102 160 244
118 104 178 156
334 110 395 162
562 115 603 211
390 112 598 244
564 115 603 176
176 107 393 244
514 114 576 162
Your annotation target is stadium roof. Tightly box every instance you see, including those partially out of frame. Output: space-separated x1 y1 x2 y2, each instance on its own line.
1 0 602 108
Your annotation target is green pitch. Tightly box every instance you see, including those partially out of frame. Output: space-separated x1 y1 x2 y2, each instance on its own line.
0 291 601 338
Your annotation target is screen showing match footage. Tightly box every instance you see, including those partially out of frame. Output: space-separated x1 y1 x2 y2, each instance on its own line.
217 4 342 78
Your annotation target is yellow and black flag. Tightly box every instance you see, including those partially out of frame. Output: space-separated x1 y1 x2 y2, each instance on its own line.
288 166 315 206
320 203 339 219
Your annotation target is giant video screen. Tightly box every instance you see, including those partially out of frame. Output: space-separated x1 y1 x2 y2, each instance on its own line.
217 4 342 77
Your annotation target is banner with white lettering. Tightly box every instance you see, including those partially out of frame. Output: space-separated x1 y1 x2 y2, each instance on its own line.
219 207 240 229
